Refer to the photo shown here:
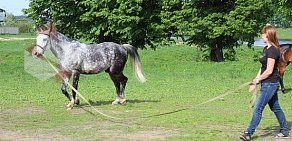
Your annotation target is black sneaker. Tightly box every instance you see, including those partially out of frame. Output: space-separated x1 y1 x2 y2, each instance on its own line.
239 132 251 141
274 132 290 139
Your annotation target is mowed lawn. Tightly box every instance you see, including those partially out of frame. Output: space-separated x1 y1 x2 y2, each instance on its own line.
277 28 292 40
0 36 292 141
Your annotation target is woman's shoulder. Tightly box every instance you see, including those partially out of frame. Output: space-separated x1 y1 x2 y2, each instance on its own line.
267 46 279 52
266 46 280 57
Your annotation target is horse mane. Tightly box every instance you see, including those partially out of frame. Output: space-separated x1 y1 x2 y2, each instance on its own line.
54 32 82 46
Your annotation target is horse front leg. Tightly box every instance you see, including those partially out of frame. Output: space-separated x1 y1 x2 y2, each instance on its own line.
278 61 287 93
279 78 287 94
61 77 74 109
61 79 71 101
72 73 80 106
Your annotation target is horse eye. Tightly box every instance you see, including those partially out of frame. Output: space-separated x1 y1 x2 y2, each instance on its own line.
43 39 47 41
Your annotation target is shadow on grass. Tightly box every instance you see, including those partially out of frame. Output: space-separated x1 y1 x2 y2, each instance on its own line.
252 121 292 140
76 99 160 121
282 88 292 94
78 99 160 107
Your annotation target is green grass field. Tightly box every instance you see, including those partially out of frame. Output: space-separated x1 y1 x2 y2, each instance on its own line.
0 36 292 140
277 28 292 40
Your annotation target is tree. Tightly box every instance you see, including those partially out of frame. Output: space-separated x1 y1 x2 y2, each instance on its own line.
24 0 167 49
25 0 277 62
270 0 292 27
162 0 274 62
18 20 34 33
3 14 18 27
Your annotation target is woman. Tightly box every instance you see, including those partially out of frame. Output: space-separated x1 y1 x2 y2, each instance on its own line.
240 25 289 141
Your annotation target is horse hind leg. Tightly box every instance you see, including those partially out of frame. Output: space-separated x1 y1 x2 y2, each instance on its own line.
119 73 128 103
109 73 128 105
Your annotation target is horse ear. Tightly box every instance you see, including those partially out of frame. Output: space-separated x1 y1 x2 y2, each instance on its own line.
49 21 57 39
37 26 47 32
50 21 56 32
37 23 50 34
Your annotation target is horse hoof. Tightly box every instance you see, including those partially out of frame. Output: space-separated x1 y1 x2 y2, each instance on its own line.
282 89 288 94
112 99 120 105
112 98 126 105
75 99 80 105
67 107 73 110
119 99 126 104
66 104 73 109
66 99 75 108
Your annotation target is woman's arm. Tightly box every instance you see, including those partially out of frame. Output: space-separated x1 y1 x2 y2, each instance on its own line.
255 68 261 79
254 58 275 83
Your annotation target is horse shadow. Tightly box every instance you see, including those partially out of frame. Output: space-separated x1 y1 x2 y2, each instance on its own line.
282 88 292 94
78 99 160 107
252 121 292 140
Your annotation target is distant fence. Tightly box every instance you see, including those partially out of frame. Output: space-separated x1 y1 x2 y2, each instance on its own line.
0 27 19 34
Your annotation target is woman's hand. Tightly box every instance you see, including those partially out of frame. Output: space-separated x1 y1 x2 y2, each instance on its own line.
249 78 260 92
248 83 257 92
252 78 260 84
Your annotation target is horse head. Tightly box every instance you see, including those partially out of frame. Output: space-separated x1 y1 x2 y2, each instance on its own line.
33 21 56 57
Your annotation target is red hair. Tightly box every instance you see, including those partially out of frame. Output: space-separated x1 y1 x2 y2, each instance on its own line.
261 25 280 49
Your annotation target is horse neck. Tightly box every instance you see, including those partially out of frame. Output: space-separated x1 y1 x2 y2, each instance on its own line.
49 32 73 60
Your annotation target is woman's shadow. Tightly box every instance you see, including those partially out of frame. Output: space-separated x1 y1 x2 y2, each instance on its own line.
253 121 292 140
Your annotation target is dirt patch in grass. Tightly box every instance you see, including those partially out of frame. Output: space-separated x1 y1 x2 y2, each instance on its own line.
64 117 176 140
0 106 45 117
0 128 71 141
97 128 175 140
0 37 35 41
0 106 73 140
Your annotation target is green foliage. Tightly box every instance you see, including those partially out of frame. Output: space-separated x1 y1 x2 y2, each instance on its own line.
161 0 273 61
24 0 167 49
269 0 292 27
2 14 34 33
24 0 282 61
3 14 18 27
17 20 34 33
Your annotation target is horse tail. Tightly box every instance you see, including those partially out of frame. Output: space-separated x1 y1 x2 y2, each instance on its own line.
122 44 146 83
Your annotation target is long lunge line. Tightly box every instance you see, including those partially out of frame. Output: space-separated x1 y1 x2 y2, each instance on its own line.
43 54 251 121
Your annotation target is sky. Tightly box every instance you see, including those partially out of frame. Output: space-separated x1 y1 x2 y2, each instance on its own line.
0 0 30 16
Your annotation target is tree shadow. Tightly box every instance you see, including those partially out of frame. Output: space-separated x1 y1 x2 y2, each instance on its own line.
78 99 160 107
252 121 292 140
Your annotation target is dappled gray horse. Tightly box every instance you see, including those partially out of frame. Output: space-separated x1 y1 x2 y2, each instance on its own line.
33 22 146 109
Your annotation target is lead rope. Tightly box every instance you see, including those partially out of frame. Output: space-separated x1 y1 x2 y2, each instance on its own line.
42 54 121 120
249 85 259 108
135 81 251 119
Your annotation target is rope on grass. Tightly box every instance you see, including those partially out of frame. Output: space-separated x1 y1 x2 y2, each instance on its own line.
135 81 251 119
43 54 121 120
42 54 253 120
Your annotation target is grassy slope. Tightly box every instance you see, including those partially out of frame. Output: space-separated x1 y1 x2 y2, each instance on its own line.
276 28 292 40
0 38 292 140
0 33 36 38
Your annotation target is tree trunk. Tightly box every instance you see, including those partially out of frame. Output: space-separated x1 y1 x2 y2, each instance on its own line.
210 43 224 62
